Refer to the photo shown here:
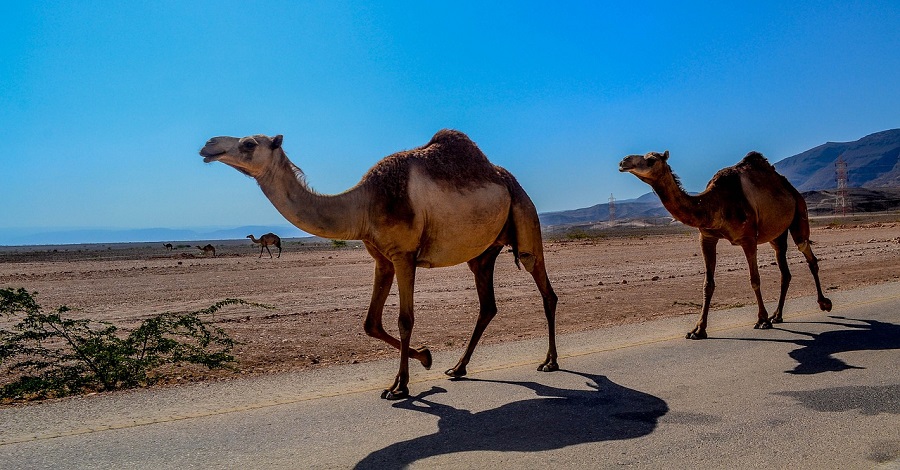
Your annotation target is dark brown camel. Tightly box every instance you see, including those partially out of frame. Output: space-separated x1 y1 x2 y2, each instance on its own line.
200 130 558 399
197 244 216 257
247 233 282 258
163 243 173 250
620 150 832 339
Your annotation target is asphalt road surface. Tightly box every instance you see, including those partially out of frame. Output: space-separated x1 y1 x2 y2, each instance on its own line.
2 282 899 469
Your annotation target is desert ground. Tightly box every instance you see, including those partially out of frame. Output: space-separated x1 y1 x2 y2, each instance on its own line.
1 216 899 389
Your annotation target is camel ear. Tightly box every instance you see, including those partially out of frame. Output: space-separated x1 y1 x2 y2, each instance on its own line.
661 150 669 161
271 135 283 149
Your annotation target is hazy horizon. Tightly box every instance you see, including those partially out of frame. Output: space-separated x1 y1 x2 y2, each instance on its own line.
3 2 898 244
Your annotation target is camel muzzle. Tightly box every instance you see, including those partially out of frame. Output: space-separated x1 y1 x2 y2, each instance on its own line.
200 148 226 163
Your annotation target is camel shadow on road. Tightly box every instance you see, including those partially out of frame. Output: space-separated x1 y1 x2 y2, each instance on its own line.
354 370 668 469
719 315 900 374
768 316 900 374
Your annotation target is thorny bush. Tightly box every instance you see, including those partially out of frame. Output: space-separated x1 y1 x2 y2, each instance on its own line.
0 287 264 402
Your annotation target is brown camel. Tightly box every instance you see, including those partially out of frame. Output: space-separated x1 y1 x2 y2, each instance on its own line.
619 150 832 339
197 244 216 257
247 233 282 258
164 243 173 250
200 130 558 399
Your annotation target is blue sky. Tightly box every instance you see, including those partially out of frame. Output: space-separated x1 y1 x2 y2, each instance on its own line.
1 1 898 243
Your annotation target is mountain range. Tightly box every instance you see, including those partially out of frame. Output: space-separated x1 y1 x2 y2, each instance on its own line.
540 129 900 227
774 129 900 190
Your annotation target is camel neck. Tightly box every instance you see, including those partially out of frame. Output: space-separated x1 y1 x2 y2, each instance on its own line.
649 169 713 228
257 157 367 240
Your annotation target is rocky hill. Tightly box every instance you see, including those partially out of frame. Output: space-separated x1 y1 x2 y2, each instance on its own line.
774 129 900 190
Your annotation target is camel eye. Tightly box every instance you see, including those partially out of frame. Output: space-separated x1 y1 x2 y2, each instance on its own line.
240 140 258 151
646 157 657 167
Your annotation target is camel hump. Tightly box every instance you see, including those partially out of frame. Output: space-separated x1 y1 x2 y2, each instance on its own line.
740 151 775 171
426 129 473 147
422 129 492 164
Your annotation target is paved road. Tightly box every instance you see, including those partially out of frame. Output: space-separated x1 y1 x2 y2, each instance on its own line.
2 282 899 469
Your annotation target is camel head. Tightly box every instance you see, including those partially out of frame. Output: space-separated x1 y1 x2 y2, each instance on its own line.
200 134 284 178
618 150 670 183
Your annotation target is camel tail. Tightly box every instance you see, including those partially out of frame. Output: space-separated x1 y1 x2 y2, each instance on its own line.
497 167 543 273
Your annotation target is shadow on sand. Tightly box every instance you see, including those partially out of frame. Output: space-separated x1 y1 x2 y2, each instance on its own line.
354 370 668 469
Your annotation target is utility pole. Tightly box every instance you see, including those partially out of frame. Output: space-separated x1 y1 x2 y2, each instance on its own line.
834 156 850 216
608 193 616 222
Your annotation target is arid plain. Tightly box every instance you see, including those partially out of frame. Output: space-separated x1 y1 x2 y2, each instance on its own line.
2 218 898 389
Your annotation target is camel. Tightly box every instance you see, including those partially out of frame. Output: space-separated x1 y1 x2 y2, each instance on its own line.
619 150 832 340
247 233 282 258
200 130 558 399
197 244 216 257
164 243 173 250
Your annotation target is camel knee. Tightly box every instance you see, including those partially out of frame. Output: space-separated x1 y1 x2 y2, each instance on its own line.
363 318 384 338
545 289 558 309
397 315 414 337
703 280 715 297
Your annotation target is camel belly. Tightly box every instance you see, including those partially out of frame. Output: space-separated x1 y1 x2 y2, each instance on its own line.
408 173 511 268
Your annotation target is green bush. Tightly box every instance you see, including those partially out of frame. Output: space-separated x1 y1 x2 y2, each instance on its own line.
0 287 259 402
331 239 348 248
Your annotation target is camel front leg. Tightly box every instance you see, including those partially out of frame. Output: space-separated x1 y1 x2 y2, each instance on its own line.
446 246 502 378
742 242 771 330
769 232 792 323
381 253 417 400
361 250 431 399
688 235 718 340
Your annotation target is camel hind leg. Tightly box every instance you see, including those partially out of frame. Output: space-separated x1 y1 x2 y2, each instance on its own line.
507 184 559 371
789 211 832 312
530 255 559 372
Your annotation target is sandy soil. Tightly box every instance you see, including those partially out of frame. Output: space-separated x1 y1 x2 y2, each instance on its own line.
2 220 899 387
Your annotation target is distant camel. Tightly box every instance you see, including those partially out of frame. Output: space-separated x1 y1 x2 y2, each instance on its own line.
196 244 216 257
201 130 558 399
163 243 173 250
247 233 282 258
620 150 831 340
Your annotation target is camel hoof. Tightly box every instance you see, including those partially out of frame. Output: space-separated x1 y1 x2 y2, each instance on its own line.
537 362 559 372
380 388 409 400
416 346 432 370
819 298 833 312
445 366 467 378
686 331 707 340
754 321 772 330
769 315 784 324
